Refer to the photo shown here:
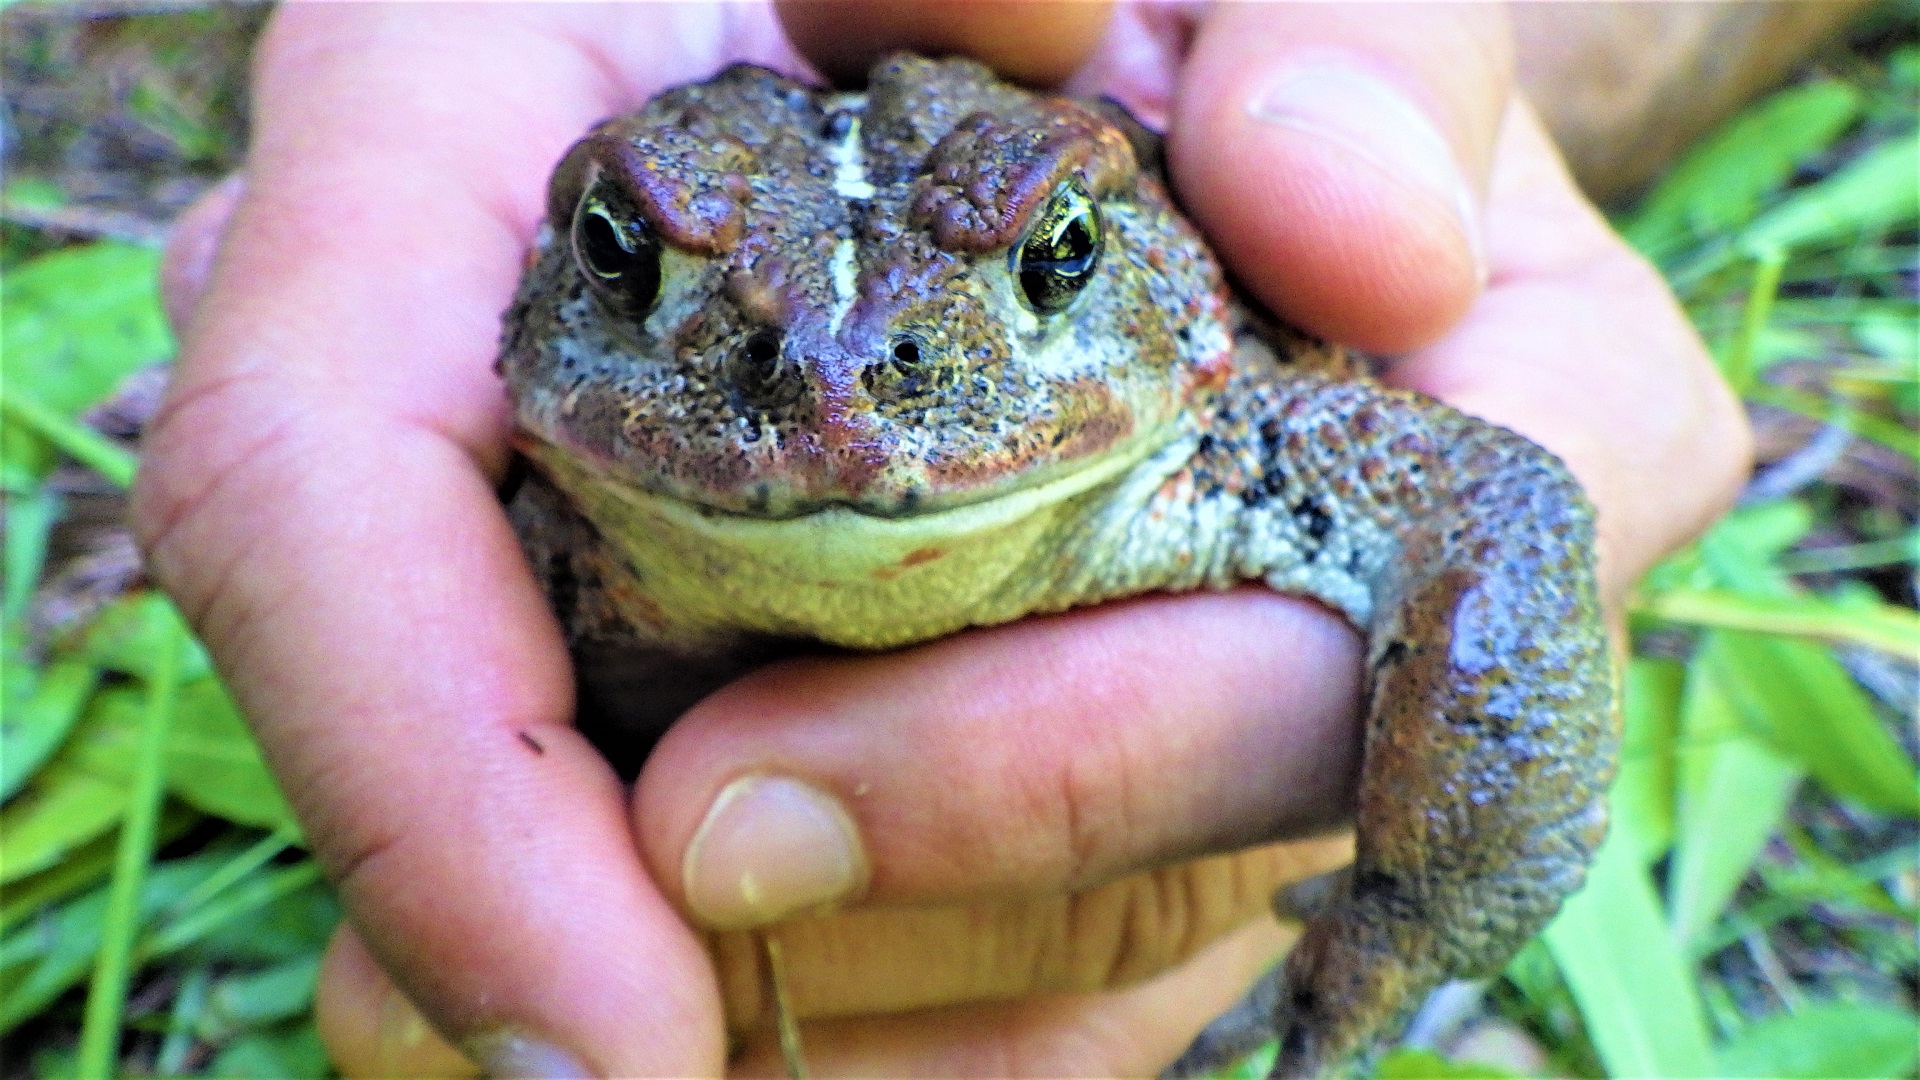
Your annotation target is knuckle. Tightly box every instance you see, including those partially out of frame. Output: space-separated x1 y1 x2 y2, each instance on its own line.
1058 853 1275 993
132 369 307 634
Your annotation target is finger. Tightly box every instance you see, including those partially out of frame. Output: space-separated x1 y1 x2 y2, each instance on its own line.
134 7 737 1074
775 0 1114 86
635 591 1361 929
729 916 1298 1079
1391 98 1752 603
160 172 244 337
1170 4 1513 353
314 842 1348 1068
704 841 1351 1029
317 926 480 1079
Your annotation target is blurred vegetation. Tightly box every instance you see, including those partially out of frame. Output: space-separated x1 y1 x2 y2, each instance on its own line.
1 3 1915 1079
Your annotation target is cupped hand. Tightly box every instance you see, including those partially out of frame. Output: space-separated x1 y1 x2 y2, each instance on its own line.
140 2 1750 1077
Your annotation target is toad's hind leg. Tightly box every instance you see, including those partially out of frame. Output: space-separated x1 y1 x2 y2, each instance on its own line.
1267 414 1615 1077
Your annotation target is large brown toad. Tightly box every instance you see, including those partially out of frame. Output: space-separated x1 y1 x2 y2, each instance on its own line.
498 54 1615 1078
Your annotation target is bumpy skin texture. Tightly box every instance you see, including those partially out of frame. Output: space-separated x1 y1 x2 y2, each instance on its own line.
499 55 1616 1079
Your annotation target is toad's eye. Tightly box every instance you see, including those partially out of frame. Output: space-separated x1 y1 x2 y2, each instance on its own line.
1013 181 1102 317
571 182 662 320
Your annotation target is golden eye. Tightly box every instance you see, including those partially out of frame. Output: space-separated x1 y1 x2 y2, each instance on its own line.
571 180 662 320
1013 180 1102 316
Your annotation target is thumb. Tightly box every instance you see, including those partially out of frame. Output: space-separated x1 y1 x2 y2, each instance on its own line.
1171 4 1512 354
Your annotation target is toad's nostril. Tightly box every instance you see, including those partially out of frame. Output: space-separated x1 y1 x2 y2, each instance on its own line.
743 332 779 367
864 334 934 403
728 330 802 412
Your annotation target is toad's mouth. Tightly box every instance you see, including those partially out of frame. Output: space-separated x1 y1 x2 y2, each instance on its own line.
525 431 1194 579
515 404 1189 524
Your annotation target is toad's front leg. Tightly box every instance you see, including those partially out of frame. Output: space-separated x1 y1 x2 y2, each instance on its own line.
1139 374 1616 1077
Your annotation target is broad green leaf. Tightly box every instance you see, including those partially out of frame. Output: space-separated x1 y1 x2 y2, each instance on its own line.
157 964 212 1076
0 807 196 936
82 677 299 832
1707 500 1816 568
1210 1042 1276 1080
1545 827 1714 1078
1709 631 1919 815
3 177 66 209
1499 938 1568 1020
79 593 212 683
209 1023 329 1079
169 865 336 965
1749 323 1825 374
167 679 298 833
0 759 127 884
1741 131 1920 255
1715 1002 1920 1079
1624 81 1862 261
2 486 58 619
1373 1049 1519 1079
0 243 170 418
206 955 321 1030
0 851 232 1032
28 1045 75 1080
0 668 192 883
0 657 100 802
0 242 168 485
1667 641 1804 948
1856 307 1920 367
1612 657 1683 863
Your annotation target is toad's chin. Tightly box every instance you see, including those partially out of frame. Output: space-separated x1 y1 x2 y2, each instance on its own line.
519 433 1198 650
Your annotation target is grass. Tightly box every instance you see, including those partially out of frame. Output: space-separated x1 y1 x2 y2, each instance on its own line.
1 5 1916 1078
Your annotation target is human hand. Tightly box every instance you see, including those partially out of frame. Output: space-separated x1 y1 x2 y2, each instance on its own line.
142 2 1750 1077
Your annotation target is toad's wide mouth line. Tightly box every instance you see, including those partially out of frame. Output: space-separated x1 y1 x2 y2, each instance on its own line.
547 430 1196 552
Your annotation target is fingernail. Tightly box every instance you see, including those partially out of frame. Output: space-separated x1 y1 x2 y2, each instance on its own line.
466 1030 595 1079
684 774 867 929
377 984 436 1054
1249 59 1484 280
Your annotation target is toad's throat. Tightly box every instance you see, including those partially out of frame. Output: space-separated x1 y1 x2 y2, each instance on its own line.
525 433 1197 650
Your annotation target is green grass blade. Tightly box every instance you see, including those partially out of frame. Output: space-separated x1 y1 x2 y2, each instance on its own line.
1740 131 1920 256
142 860 323 957
160 826 298 923
0 390 138 489
1745 383 1920 461
1545 826 1714 1077
1622 80 1862 261
1635 586 1920 657
1613 657 1684 863
2 485 59 621
154 963 211 1077
1775 529 1920 573
1710 630 1920 816
1716 1002 1920 1078
74 604 182 1080
1667 637 1805 948
1719 249 1786 395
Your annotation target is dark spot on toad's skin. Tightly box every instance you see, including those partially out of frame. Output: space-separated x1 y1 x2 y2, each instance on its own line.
518 730 547 755
1375 639 1410 670
1292 496 1333 548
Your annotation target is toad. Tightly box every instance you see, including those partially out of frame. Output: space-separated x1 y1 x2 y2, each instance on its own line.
499 54 1614 1078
